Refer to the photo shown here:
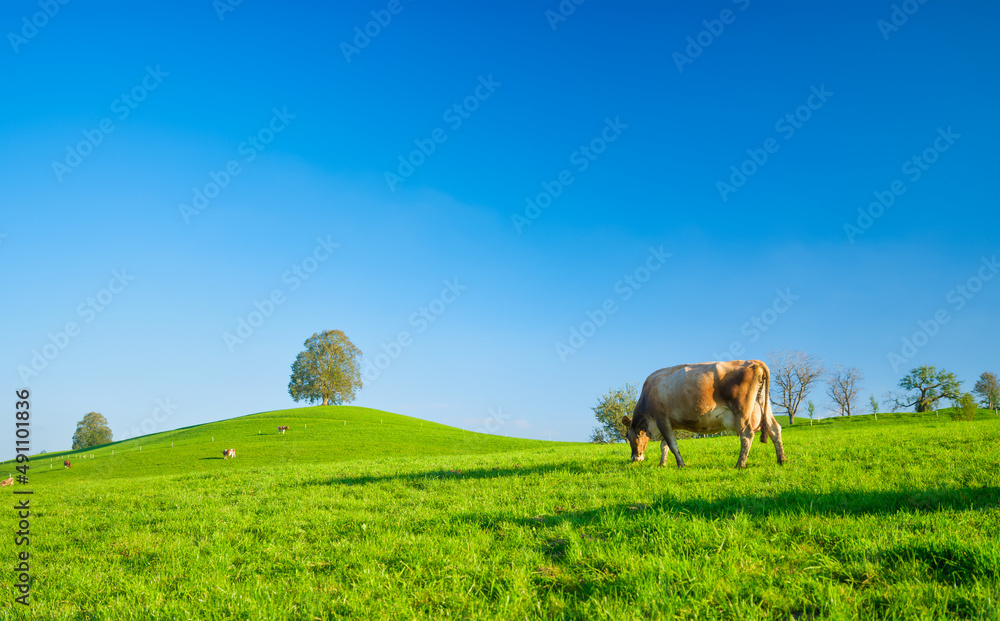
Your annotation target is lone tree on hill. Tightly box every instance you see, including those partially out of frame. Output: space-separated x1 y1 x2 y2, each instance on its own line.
72 412 113 450
973 371 999 412
890 366 962 413
288 330 363 406
589 382 638 443
826 365 863 418
767 350 824 425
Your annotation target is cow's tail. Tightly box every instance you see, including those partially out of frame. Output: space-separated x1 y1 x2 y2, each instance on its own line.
755 362 770 444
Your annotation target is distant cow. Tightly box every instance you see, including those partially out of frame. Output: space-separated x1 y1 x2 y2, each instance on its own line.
278 426 289 434
222 449 236 459
621 360 787 469
64 460 71 469
0 477 13 487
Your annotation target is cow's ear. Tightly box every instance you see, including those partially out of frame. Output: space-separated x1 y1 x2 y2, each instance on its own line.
621 416 631 427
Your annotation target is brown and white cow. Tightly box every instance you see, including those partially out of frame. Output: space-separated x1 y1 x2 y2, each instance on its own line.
0 477 14 487
278 426 289 434
64 460 72 469
222 449 236 459
621 360 787 469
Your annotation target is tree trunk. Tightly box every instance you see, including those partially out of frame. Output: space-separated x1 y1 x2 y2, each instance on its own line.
788 410 795 426
322 396 329 406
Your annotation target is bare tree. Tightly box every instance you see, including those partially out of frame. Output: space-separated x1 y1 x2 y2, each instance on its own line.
973 371 999 412
826 365 863 418
767 350 824 425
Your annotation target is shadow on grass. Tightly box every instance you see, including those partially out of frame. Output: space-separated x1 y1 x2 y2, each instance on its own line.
462 491 1000 589
458 486 1000 531
311 459 999 522
308 462 589 487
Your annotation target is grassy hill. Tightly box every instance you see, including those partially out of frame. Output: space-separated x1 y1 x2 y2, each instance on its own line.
1 406 998 620
0 405 549 481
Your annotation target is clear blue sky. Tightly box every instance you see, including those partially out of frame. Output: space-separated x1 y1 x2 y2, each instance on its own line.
1 0 997 455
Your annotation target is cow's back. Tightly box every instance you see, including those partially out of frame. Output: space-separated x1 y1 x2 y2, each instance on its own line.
640 361 764 435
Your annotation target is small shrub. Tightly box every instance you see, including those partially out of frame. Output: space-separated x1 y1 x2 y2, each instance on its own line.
948 393 977 421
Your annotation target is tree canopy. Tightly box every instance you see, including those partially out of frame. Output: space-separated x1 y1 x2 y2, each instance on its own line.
973 371 999 410
589 382 638 443
288 330 363 406
72 411 113 450
891 366 962 412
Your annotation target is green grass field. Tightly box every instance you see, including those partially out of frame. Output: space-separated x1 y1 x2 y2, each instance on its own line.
1 406 998 620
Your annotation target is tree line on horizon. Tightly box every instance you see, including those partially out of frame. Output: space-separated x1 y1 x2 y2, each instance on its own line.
63 332 999 450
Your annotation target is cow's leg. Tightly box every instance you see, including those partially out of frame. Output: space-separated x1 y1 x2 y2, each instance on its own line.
736 427 755 469
657 422 685 468
766 417 787 465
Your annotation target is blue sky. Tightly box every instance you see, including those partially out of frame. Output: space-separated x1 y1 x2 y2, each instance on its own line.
1 0 998 455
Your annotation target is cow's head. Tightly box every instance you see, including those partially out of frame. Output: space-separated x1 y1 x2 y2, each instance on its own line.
620 415 649 462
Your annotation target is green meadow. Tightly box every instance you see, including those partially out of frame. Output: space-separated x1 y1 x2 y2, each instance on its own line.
1 406 998 620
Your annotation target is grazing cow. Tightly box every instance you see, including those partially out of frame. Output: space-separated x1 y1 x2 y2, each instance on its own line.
278 426 289 434
64 460 72 469
0 477 14 487
621 360 787 469
222 449 236 459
